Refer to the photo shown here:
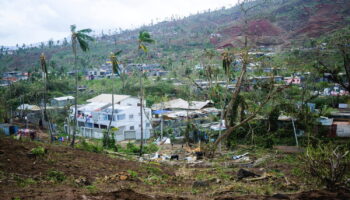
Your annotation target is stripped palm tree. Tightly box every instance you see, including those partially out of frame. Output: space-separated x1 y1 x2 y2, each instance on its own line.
106 50 122 143
40 53 53 142
137 31 154 156
70 25 93 147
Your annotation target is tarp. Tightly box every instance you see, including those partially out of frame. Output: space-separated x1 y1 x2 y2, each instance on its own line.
152 110 171 115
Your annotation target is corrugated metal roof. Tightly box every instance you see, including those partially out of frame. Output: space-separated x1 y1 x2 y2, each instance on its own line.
78 102 110 112
53 96 74 101
151 98 212 110
17 104 41 111
86 94 130 104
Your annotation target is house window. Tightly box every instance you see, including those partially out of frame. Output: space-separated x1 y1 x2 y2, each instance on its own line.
117 114 125 120
107 115 116 121
129 114 134 119
137 103 141 106
146 123 150 127
103 114 108 121
130 126 134 130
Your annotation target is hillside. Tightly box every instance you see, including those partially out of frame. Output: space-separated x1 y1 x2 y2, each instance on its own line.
1 137 350 200
0 0 350 72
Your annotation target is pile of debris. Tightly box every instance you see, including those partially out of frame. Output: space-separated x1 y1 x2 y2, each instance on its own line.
102 171 132 183
143 144 206 164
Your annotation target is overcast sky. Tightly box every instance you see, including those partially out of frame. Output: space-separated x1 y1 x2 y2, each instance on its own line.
0 0 238 47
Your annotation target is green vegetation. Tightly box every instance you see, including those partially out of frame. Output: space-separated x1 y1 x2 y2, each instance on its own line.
85 185 98 194
117 142 159 154
141 163 169 185
76 139 103 153
302 143 350 189
127 170 138 178
46 169 66 183
30 146 46 156
15 176 37 187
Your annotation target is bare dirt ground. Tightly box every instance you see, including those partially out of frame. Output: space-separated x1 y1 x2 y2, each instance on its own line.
0 137 349 200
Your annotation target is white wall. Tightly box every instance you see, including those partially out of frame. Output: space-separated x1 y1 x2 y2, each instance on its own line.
337 125 350 137
76 105 152 141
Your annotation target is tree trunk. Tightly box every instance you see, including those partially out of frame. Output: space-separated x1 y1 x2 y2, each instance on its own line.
43 72 53 143
139 69 144 156
71 39 78 147
106 76 115 144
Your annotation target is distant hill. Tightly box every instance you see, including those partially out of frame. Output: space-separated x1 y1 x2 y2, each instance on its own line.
1 0 349 72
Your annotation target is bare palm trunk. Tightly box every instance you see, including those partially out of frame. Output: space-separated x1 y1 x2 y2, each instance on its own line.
71 40 78 147
139 69 144 156
43 73 53 143
107 76 115 139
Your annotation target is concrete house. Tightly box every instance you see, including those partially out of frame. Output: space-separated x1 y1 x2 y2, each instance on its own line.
69 94 152 141
50 96 74 107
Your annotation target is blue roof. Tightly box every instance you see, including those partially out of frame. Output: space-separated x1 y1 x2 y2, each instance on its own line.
152 110 171 115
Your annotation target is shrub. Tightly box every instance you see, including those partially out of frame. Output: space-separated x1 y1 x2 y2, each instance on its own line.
47 169 66 183
302 143 350 189
124 142 140 154
144 143 159 154
102 130 117 150
77 140 103 153
30 146 46 156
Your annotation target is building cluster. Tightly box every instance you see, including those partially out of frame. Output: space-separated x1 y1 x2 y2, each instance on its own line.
0 71 29 86
68 62 169 81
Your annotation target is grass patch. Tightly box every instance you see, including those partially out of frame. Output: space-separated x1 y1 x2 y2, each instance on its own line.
85 185 99 194
15 177 37 187
127 170 138 178
141 163 169 185
216 168 232 181
47 169 66 183
76 140 103 153
279 154 299 164
230 182 275 195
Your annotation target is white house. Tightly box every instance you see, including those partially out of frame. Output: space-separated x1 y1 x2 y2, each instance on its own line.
50 96 74 107
69 94 152 141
